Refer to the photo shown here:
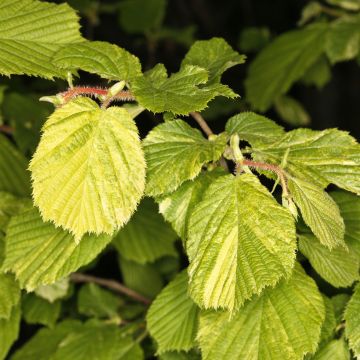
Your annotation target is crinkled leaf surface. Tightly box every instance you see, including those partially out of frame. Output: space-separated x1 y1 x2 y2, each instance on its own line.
30 97 146 240
53 41 142 81
188 174 296 311
2 208 112 291
245 23 328 111
198 264 325 360
345 283 360 356
288 176 345 248
225 111 285 147
143 120 227 196
0 273 20 320
147 271 199 354
299 234 359 287
113 198 177 264
0 0 83 78
0 304 20 360
131 64 227 115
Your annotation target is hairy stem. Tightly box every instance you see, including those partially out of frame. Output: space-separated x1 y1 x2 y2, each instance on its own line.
190 111 214 137
70 273 151 305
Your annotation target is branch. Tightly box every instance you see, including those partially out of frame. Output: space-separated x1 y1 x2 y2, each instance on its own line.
0 125 13 135
190 111 214 137
70 273 151 305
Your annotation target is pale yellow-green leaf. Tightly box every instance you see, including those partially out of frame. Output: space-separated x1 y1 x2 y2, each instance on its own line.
198 264 325 360
30 97 146 241
345 283 360 356
34 278 70 303
311 338 350 360
0 273 20 320
188 174 296 311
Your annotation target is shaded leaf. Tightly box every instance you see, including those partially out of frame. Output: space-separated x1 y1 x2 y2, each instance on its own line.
345 284 360 356
0 273 20 320
0 304 20 360
274 95 311 126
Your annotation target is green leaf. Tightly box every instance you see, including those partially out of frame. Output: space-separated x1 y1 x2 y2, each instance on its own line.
301 56 331 89
22 293 61 328
53 41 142 82
345 284 360 356
0 0 83 79
299 234 359 287
331 293 350 323
253 128 360 195
34 278 70 303
188 174 296 311
30 97 146 241
288 176 345 248
131 64 228 115
158 169 225 239
78 283 121 320
0 304 20 360
113 198 177 264
238 27 271 52
318 296 336 343
198 264 325 360
326 15 360 63
298 2 323 26
147 271 199 354
2 207 112 291
245 23 328 111
119 257 163 298
274 95 311 126
182 38 245 85
311 338 350 360
143 120 227 196
118 0 166 33
0 134 31 197
160 351 201 360
0 273 20 320
225 111 285 147
326 0 360 10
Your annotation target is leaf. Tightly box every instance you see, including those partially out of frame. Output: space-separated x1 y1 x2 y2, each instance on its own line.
78 283 122 320
0 0 82 79
147 271 199 354
345 284 360 356
0 304 20 360
274 95 311 126
2 207 112 291
22 293 61 328
298 2 323 26
143 120 227 196
182 38 245 84
318 296 336 343
326 15 360 63
158 169 225 239
311 338 350 360
299 234 358 287
0 273 20 320
198 264 325 360
113 198 177 264
253 128 360 195
326 0 360 10
118 0 166 33
225 111 285 147
30 97 146 241
53 41 142 82
187 174 296 311
131 64 228 115
245 23 328 111
35 278 70 303
160 350 201 360
301 56 331 89
331 293 350 323
0 134 31 197
288 176 345 248
238 27 271 52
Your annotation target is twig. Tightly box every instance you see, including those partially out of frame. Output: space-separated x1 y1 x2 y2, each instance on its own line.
190 111 214 137
70 273 151 305
0 125 13 135
320 5 345 17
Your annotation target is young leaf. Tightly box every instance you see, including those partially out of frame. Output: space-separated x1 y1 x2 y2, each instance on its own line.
188 174 296 311
225 111 285 147
143 120 227 196
0 0 83 79
311 338 350 360
299 234 359 287
301 56 331 89
182 37 245 84
197 264 325 360
245 23 328 111
0 134 31 197
30 97 146 241
131 64 227 115
53 41 142 82
288 176 345 248
158 169 226 239
77 283 122 320
0 273 20 320
22 294 61 328
253 128 360 195
0 304 20 360
2 208 112 291
274 95 311 126
318 296 337 343
147 271 199 354
326 15 360 63
332 293 350 323
113 198 177 264
35 278 70 303
345 284 360 356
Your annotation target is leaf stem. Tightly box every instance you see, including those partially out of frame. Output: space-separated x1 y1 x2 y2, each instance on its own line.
70 273 151 305
190 111 214 137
